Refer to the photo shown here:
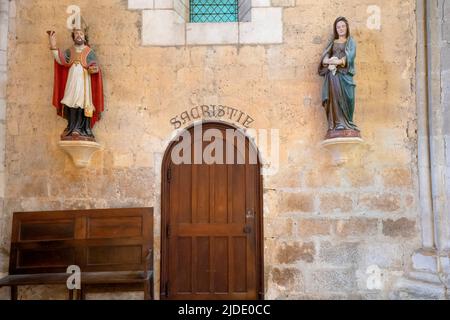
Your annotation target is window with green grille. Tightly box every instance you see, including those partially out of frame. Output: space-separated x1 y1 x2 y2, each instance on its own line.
190 0 238 23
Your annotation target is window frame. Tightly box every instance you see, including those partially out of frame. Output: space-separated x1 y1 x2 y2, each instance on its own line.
189 0 240 23
128 0 285 46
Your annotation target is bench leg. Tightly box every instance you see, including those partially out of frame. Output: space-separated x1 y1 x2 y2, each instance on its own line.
11 286 18 300
77 288 85 300
144 278 153 300
150 276 154 300
78 286 86 300
143 281 150 300
68 289 74 300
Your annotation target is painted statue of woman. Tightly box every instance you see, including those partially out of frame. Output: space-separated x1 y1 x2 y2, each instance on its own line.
319 17 360 139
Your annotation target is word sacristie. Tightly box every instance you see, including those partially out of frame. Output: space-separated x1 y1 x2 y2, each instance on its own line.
170 105 255 130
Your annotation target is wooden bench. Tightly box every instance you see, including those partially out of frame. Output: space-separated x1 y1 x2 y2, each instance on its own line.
0 208 154 300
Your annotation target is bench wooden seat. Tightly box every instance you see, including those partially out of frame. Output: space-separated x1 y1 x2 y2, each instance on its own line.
0 271 153 286
0 273 70 286
81 271 152 284
0 208 154 300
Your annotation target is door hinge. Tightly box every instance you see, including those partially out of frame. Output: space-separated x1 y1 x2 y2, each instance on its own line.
165 280 169 298
166 224 171 238
167 166 172 183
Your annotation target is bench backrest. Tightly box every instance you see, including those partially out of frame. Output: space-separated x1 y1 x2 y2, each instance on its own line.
8 208 153 275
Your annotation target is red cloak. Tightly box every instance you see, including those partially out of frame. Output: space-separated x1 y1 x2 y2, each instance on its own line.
52 47 104 128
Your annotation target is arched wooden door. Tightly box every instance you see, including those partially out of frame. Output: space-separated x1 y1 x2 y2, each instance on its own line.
161 122 264 300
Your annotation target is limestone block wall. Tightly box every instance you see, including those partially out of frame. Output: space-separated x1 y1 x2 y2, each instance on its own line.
0 0 421 300
0 0 10 299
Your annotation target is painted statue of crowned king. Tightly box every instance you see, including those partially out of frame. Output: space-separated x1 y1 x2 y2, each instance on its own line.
47 22 104 142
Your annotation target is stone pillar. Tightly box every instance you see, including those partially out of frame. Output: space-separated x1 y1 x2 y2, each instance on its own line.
393 0 450 299
427 0 450 254
0 1 8 214
0 0 9 299
435 0 450 253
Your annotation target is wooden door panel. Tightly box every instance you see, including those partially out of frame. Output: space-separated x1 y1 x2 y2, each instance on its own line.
214 165 228 224
178 164 192 224
196 165 210 223
231 165 246 224
163 123 262 300
174 237 192 294
196 237 210 293
233 236 248 293
170 235 254 296
213 237 229 293
177 224 245 236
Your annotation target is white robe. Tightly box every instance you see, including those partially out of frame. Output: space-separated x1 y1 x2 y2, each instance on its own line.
52 45 94 112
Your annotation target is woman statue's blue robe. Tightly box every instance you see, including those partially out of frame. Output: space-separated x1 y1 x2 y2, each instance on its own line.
319 36 359 133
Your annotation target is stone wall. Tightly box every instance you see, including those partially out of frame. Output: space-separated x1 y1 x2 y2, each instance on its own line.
392 0 450 299
0 0 10 299
0 0 421 299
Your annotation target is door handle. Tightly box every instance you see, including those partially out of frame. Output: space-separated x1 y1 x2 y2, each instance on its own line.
243 226 252 234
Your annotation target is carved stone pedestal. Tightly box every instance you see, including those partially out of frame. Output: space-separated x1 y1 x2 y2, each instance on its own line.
392 249 450 299
321 137 364 166
58 140 102 168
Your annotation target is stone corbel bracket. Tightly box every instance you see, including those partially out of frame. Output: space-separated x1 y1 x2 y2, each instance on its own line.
58 140 102 168
128 0 287 46
321 137 364 166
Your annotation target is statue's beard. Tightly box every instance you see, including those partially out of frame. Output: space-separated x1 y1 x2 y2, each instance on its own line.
74 38 85 46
